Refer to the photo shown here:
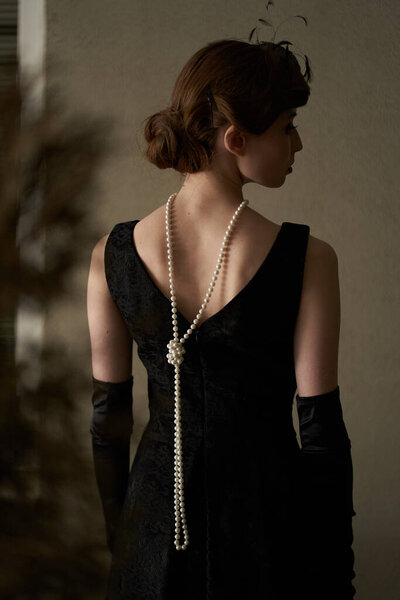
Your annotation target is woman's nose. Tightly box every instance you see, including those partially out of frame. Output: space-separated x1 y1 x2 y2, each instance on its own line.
293 129 303 153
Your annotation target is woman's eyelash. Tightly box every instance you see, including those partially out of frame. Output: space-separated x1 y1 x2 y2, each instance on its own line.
285 124 298 133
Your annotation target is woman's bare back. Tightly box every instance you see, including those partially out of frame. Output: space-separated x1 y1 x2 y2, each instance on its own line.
131 203 283 326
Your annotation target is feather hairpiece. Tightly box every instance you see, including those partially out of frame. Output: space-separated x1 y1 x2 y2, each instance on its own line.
203 2 311 128
248 1 312 82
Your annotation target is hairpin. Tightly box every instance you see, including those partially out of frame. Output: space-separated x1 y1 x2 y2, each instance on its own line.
205 83 216 127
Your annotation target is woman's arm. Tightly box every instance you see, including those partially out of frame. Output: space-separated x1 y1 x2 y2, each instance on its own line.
294 235 340 397
87 234 134 553
293 236 356 599
87 234 133 382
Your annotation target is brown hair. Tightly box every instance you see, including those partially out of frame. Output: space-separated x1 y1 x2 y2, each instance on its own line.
143 38 312 174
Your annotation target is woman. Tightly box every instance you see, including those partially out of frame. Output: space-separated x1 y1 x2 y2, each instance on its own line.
87 37 356 600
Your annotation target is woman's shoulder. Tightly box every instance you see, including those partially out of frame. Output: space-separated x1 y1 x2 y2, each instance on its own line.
281 216 337 263
91 219 137 257
305 229 338 266
91 233 109 263
300 226 340 305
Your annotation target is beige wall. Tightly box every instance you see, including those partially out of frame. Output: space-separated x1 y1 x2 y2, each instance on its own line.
45 1 400 597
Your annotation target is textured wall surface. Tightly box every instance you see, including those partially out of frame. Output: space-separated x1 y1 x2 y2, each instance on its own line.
45 1 400 598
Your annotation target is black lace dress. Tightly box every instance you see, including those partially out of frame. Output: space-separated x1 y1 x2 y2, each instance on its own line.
102 219 328 599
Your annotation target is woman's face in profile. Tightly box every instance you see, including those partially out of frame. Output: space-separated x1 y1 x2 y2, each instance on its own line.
236 107 303 188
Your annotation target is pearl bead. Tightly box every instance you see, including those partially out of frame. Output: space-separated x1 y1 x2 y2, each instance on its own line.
165 191 249 550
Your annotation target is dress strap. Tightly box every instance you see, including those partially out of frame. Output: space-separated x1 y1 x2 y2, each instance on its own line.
279 222 310 325
104 220 136 325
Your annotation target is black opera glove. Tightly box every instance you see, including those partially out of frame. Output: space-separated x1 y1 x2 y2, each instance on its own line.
296 385 356 599
90 375 134 553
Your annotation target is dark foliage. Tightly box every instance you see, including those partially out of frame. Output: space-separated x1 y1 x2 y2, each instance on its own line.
0 66 117 599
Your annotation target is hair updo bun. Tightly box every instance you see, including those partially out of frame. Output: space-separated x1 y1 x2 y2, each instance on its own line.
143 102 215 174
142 36 312 175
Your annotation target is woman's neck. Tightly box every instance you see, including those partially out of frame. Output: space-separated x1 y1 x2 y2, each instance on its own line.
175 169 247 218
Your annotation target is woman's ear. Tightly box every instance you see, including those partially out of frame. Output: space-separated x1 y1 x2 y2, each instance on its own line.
223 124 246 157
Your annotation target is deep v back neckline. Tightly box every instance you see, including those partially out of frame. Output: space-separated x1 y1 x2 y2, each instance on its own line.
129 219 286 332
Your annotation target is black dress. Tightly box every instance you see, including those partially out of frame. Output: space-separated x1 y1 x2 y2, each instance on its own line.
103 218 311 599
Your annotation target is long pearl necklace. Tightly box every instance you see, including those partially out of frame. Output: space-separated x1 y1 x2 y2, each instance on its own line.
165 191 249 550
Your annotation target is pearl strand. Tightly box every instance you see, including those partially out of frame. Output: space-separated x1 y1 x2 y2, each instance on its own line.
165 191 249 551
